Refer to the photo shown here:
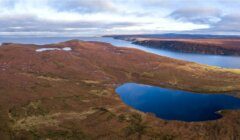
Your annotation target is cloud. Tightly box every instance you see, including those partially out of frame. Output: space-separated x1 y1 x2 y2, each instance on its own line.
0 0 239 36
213 14 240 31
0 14 143 33
195 14 240 34
169 7 222 24
49 0 118 13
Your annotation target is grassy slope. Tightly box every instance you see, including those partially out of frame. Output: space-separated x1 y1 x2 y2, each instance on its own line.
0 40 240 139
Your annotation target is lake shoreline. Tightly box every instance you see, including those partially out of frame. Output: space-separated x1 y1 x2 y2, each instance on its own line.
116 83 240 122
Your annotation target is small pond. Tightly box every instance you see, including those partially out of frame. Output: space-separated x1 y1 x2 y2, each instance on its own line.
115 83 240 122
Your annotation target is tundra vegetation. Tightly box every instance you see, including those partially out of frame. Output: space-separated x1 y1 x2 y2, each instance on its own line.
0 40 240 139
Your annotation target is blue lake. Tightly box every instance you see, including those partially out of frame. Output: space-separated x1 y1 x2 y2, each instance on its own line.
116 83 240 122
1 37 240 68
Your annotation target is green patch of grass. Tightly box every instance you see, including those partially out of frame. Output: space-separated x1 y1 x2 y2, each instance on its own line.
90 89 111 97
94 107 116 121
53 61 65 68
124 113 148 139
118 114 126 122
141 72 154 78
160 134 175 140
9 100 49 119
82 80 100 84
46 129 90 140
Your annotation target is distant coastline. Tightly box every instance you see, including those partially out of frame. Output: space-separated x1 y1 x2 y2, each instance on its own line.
106 34 240 56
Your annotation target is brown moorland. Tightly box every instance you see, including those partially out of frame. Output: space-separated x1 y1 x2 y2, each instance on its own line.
1 40 240 139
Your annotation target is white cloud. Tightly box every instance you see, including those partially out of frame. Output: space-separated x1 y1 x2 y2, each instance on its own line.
0 0 239 36
169 7 222 24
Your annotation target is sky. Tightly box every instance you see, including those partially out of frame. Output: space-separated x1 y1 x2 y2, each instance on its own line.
0 0 240 36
